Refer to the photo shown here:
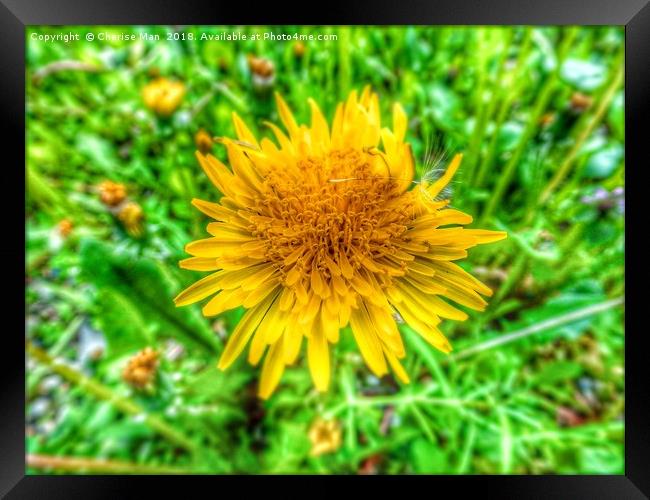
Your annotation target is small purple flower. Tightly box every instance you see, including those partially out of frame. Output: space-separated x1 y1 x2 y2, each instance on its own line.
581 186 625 214
593 188 609 201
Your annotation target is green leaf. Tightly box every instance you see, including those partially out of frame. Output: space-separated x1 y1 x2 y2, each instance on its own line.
183 365 250 403
76 133 119 173
512 281 607 341
607 91 624 140
26 166 71 218
579 446 623 474
497 407 513 474
79 238 220 355
531 29 557 72
427 83 460 129
531 361 583 387
95 420 155 446
264 422 311 473
497 121 524 153
560 59 607 91
95 288 152 358
582 143 623 179
409 438 447 473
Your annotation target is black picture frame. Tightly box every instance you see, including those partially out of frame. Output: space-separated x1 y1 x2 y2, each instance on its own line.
6 0 648 497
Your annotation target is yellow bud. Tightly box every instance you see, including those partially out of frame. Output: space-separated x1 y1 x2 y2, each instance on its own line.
98 180 127 207
118 201 144 237
194 128 214 154
142 77 186 116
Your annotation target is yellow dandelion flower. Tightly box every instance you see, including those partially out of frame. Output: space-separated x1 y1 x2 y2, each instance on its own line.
142 77 186 117
308 418 342 457
174 88 507 399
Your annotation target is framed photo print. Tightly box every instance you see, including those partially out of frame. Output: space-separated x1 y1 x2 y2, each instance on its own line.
4 0 648 496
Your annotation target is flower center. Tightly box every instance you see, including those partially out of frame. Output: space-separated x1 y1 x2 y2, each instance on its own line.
251 148 414 283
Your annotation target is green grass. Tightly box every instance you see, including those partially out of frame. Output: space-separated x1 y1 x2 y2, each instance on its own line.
26 25 624 474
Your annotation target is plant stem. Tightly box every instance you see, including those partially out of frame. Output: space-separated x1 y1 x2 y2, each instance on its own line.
456 423 477 474
463 28 514 192
404 327 453 397
338 28 351 99
27 316 84 398
538 54 624 204
497 406 513 474
450 296 624 361
457 30 488 194
491 251 529 309
27 342 198 454
340 365 357 453
475 28 534 189
27 454 192 475
480 27 578 224
32 60 103 85
545 222 586 286
354 394 488 410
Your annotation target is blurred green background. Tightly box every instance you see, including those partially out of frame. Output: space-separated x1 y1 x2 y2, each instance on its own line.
26 25 624 474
